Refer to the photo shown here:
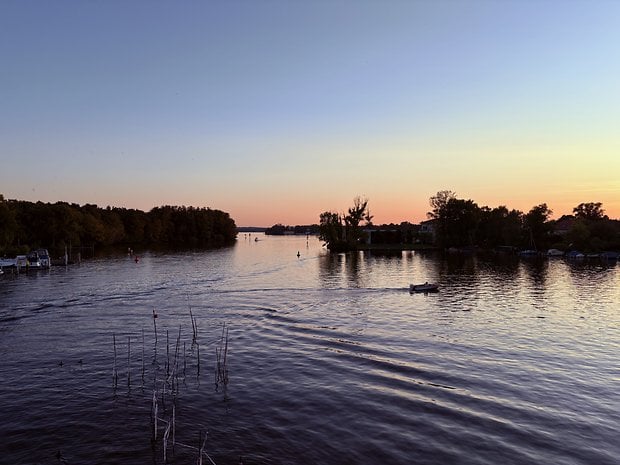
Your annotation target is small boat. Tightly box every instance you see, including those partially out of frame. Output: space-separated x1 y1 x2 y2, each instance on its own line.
547 249 564 257
35 249 52 268
26 251 42 269
566 250 584 260
0 258 16 268
410 282 439 293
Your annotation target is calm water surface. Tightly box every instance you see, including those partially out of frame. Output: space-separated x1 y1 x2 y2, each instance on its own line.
1 235 618 464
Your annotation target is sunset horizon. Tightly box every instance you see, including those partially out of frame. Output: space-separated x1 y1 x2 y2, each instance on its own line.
2 1 618 227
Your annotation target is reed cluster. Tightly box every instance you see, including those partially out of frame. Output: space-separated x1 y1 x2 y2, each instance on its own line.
111 303 234 464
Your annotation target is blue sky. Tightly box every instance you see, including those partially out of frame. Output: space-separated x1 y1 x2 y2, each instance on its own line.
1 1 619 226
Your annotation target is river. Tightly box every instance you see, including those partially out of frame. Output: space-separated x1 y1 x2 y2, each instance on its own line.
1 234 618 464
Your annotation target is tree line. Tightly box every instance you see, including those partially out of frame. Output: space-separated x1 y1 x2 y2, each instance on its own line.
319 192 620 252
264 224 320 235
0 195 237 255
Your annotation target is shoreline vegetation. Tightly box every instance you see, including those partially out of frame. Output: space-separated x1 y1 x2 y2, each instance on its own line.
0 194 237 257
314 193 620 255
3 191 620 259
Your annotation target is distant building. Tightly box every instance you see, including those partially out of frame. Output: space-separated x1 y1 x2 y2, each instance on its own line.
554 215 575 236
418 219 437 243
363 228 402 245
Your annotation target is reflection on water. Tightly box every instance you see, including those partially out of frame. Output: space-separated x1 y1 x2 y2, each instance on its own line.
0 235 619 465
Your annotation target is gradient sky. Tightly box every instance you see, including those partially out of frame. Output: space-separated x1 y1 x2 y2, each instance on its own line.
1 1 619 226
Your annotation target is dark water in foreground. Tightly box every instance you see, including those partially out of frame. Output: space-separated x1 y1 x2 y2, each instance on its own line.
1 235 618 465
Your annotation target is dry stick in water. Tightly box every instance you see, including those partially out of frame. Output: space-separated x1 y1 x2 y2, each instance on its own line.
152 309 158 344
198 430 217 465
127 336 131 387
174 327 181 369
173 404 176 449
215 323 230 388
161 379 167 412
152 390 158 442
214 346 219 388
113 333 118 387
222 325 229 385
166 330 170 377
198 431 207 465
163 421 171 462
215 324 222 384
173 325 182 393
141 328 145 385
183 341 187 377
188 299 197 343
197 343 201 376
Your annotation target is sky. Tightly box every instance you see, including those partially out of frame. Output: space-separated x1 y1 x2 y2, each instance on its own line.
1 1 619 227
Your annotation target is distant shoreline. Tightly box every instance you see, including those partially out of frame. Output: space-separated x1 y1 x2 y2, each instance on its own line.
237 227 267 233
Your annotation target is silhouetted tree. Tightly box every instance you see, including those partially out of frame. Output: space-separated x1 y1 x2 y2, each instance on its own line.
319 196 372 251
319 211 343 249
478 206 523 248
428 192 481 248
428 190 457 219
573 202 607 221
0 196 237 255
523 204 553 250
344 196 372 245
0 195 17 252
565 202 618 251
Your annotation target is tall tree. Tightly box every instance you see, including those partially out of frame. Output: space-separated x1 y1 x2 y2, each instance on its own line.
435 198 481 248
0 195 18 251
319 211 343 248
428 190 457 219
478 206 523 248
573 202 607 221
319 196 372 251
524 203 553 250
344 196 372 245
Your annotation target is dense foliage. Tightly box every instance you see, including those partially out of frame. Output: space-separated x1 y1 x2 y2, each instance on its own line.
319 196 373 251
426 191 620 252
0 195 237 255
264 224 319 235
317 193 620 252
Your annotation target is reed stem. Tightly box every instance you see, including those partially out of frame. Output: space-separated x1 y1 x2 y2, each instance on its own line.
166 329 170 377
141 328 145 384
113 333 118 387
127 336 131 387
152 390 158 442
152 308 158 344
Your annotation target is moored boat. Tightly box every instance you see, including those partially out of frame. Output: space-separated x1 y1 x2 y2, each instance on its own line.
0 257 16 269
601 251 619 260
35 249 52 268
26 251 42 269
547 249 564 257
566 250 585 260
